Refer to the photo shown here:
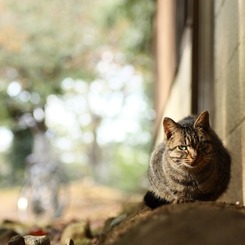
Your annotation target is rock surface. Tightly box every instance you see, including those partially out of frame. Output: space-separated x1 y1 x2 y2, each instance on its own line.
24 235 50 245
8 235 50 245
3 186 245 245
99 202 245 245
8 235 25 245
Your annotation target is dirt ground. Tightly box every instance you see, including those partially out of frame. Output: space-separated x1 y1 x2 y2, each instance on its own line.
0 179 141 226
3 182 245 245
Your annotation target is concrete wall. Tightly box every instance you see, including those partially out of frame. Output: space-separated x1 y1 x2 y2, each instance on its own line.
155 28 192 145
155 0 245 204
214 0 245 204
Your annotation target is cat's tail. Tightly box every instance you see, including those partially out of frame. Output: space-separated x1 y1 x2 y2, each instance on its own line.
143 191 169 209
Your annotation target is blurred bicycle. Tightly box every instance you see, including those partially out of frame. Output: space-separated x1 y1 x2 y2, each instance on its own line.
17 112 70 223
17 155 70 223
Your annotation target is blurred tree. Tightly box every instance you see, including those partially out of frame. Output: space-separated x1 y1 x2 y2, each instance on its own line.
0 0 156 190
0 0 105 183
0 0 102 95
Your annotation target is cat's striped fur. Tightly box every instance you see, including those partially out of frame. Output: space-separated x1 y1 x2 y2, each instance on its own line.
144 111 231 209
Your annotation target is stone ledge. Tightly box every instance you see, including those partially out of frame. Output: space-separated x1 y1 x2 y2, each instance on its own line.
99 202 245 245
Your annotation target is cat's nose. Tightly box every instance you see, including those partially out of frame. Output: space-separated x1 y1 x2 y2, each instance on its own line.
188 151 198 166
189 150 197 160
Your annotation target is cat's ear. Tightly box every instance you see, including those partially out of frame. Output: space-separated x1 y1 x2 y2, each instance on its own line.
194 111 210 130
163 117 179 140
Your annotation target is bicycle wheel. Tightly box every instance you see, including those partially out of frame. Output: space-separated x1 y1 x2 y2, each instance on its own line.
17 177 70 223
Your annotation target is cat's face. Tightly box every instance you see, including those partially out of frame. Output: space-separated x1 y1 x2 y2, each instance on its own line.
163 111 213 168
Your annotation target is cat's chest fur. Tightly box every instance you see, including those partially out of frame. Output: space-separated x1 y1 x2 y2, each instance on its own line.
144 111 231 209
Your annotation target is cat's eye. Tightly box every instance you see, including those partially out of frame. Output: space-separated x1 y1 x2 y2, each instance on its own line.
199 141 207 148
178 145 187 151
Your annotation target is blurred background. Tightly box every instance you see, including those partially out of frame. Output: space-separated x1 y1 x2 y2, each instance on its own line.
0 0 156 189
0 0 156 222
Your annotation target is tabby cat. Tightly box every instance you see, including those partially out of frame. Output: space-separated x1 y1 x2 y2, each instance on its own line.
144 111 231 209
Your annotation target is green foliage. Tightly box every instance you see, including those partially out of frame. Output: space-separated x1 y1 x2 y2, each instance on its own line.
0 0 101 98
104 0 156 111
0 0 156 190
99 0 156 55
109 144 148 192
8 127 33 185
0 92 10 124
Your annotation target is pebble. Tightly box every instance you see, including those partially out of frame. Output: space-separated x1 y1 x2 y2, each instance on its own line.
60 221 86 243
65 238 74 245
8 235 50 245
8 235 25 245
24 235 50 245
